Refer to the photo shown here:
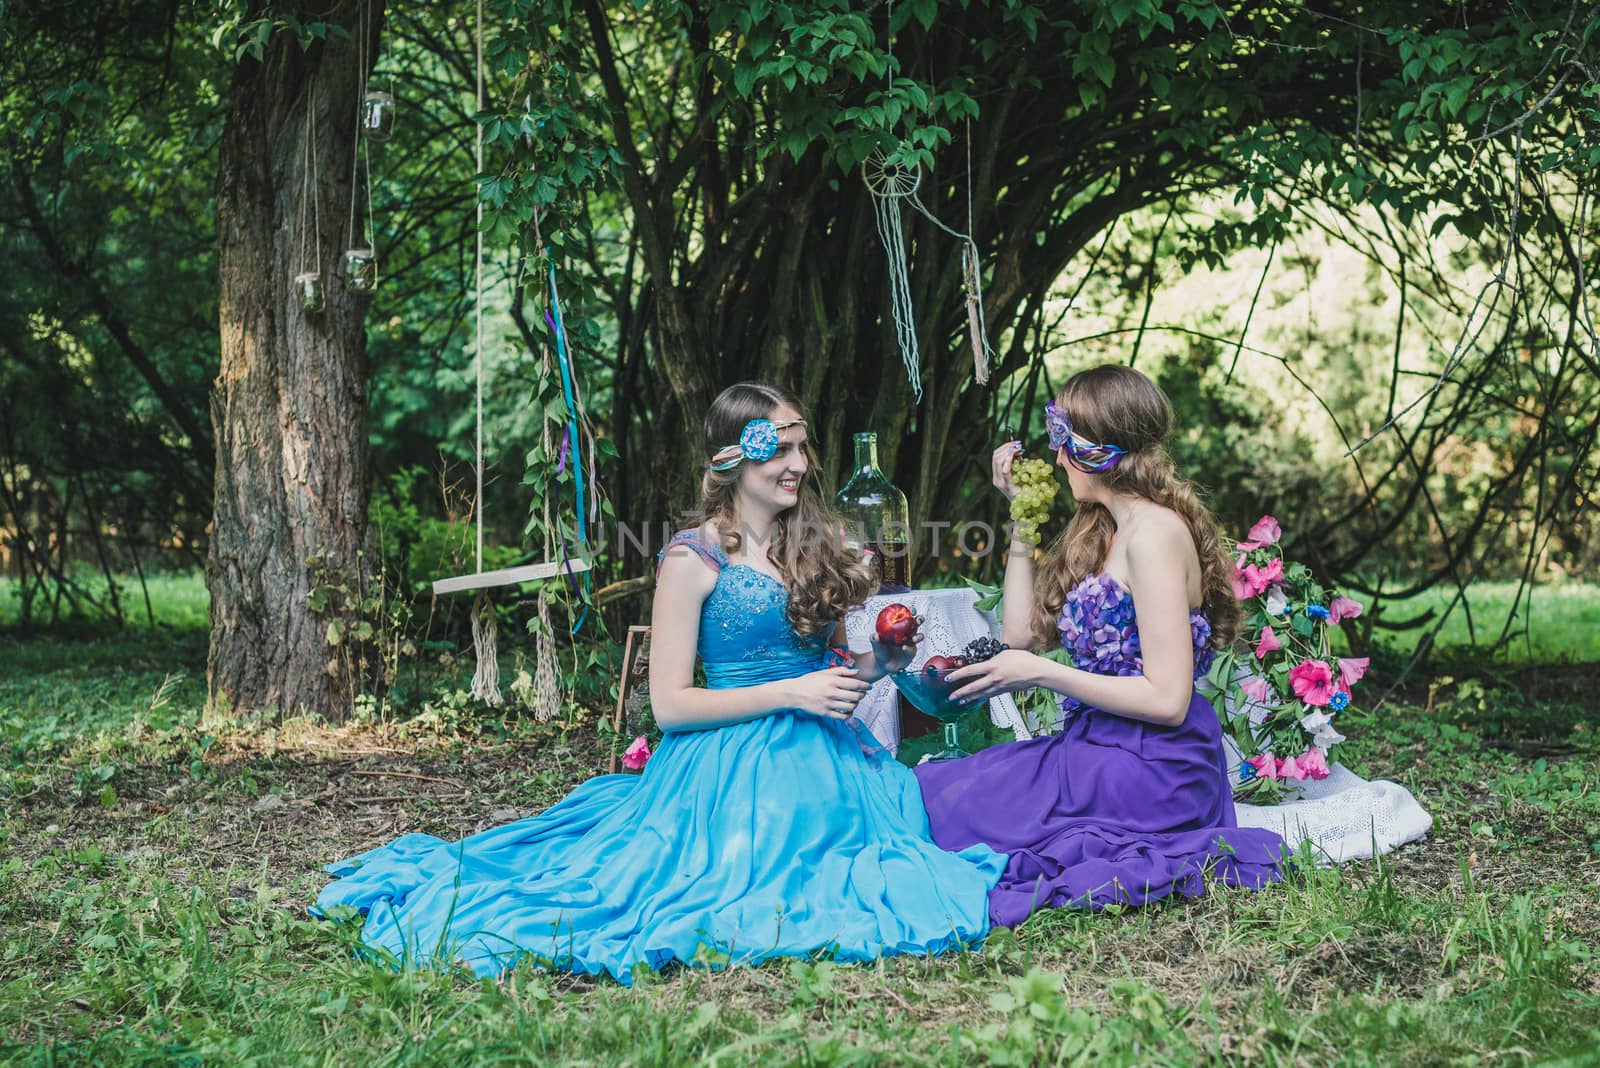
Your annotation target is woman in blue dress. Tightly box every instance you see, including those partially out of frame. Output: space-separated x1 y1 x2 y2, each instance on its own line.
316 382 1004 983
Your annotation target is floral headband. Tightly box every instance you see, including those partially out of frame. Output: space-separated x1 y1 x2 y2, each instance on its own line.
709 417 806 471
1044 401 1127 473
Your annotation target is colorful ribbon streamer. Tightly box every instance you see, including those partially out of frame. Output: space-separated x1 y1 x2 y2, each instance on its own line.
547 258 591 633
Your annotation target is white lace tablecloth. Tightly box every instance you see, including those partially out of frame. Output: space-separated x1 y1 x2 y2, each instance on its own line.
844 588 1036 754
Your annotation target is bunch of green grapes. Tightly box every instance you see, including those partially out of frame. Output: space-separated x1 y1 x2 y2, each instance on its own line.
1009 457 1058 546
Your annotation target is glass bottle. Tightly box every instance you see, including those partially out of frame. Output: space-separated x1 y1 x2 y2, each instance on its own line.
834 432 912 593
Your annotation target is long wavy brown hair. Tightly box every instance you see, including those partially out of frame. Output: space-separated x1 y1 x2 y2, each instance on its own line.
1030 365 1242 651
693 382 874 640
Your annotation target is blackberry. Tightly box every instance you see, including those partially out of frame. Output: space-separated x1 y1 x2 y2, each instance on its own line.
962 636 1009 663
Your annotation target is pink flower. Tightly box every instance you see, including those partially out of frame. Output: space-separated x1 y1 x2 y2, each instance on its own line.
1299 747 1331 780
622 735 652 771
1278 753 1308 781
1290 660 1337 706
1337 657 1370 689
1240 676 1274 704
1237 516 1282 551
1252 558 1284 588
1254 626 1282 660
1329 596 1364 624
1230 563 1256 600
1247 753 1279 779
1234 558 1285 599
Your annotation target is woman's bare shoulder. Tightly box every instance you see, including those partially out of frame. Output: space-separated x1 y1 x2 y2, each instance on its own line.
1122 506 1187 552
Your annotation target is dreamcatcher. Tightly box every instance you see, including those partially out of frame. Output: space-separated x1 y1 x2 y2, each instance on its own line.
862 2 995 401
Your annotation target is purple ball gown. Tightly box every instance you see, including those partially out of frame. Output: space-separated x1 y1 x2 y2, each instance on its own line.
914 572 1289 926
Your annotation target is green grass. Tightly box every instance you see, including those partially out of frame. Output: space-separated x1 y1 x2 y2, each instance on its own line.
1 571 209 766
1371 580 1600 664
1 574 1598 1064
0 570 209 631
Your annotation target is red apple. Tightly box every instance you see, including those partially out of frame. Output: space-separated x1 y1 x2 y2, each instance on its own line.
922 654 953 675
946 656 969 671
875 603 920 646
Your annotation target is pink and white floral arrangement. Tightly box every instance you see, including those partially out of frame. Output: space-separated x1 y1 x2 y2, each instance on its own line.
1203 516 1368 802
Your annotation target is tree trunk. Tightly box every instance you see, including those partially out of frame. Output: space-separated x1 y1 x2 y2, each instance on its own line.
209 2 378 721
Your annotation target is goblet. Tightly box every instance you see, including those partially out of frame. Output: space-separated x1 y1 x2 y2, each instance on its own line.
889 666 978 761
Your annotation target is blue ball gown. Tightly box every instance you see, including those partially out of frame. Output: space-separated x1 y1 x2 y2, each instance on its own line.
315 530 1005 984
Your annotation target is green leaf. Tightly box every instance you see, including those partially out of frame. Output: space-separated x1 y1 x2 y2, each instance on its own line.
1089 51 1116 87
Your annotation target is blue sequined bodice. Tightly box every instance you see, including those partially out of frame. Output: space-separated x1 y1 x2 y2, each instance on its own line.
700 564 829 669
660 531 829 687
1056 573 1214 721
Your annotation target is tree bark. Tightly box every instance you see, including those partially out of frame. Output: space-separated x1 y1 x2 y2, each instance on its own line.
209 1 378 721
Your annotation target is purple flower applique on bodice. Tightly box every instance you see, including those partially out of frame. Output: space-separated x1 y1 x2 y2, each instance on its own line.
1055 572 1214 723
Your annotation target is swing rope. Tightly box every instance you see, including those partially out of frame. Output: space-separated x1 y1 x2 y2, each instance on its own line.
347 0 375 258
432 0 594 709
467 0 501 705
533 424 561 722
474 0 485 578
297 83 321 276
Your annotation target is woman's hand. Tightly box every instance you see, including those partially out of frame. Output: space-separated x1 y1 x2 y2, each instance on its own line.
991 441 1024 500
946 649 1040 704
787 667 873 720
869 633 922 676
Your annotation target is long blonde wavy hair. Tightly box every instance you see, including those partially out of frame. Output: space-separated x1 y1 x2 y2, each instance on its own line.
694 382 875 640
1030 365 1242 651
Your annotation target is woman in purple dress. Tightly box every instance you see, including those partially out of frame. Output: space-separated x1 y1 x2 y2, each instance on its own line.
915 364 1289 926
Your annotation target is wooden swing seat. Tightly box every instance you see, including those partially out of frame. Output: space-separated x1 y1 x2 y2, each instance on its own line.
432 558 591 596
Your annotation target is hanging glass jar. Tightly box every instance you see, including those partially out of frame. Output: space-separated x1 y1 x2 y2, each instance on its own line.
293 271 325 312
344 248 378 293
360 90 395 142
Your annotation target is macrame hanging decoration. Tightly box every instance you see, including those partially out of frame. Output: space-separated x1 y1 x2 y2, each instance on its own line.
862 2 994 400
957 117 994 387
862 149 996 398
863 151 925 404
